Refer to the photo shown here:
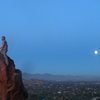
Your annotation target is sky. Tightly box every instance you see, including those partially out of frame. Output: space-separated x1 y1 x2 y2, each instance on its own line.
0 0 100 75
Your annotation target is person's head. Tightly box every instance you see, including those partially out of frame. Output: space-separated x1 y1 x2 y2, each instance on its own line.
2 36 6 41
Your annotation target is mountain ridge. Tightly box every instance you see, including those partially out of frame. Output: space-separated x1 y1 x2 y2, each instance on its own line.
23 73 100 81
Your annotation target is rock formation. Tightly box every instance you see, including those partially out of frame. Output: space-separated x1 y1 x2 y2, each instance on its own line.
0 53 28 100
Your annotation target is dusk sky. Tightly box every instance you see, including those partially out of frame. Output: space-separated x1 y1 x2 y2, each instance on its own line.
0 0 100 75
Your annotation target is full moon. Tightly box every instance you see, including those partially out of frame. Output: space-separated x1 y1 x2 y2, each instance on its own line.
94 50 99 55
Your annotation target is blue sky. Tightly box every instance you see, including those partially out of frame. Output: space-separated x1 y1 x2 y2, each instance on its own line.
0 0 100 75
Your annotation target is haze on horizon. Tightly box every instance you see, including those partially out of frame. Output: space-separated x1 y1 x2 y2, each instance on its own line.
0 0 100 76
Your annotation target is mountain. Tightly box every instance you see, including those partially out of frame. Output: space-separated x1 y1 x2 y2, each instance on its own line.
23 79 47 86
23 73 100 82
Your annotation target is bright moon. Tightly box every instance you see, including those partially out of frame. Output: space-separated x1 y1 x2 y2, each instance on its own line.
94 50 99 55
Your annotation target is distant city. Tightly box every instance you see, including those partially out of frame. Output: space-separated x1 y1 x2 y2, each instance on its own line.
23 73 100 100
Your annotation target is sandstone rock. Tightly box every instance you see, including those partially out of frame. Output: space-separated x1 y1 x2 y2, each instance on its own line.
0 54 28 100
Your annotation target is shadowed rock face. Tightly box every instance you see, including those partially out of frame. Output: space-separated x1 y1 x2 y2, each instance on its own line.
0 54 28 100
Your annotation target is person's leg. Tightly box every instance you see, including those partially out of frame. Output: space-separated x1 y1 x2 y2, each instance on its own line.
2 51 9 66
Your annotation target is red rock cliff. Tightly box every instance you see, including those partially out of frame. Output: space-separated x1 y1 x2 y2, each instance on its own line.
0 54 28 100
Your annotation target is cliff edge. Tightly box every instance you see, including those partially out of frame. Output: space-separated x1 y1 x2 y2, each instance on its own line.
0 53 28 100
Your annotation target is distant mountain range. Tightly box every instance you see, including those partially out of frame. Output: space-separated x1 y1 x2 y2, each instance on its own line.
22 73 100 82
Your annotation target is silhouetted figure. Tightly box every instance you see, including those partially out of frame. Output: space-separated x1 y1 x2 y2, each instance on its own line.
0 36 8 65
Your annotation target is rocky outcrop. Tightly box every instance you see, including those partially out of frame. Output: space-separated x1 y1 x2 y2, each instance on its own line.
0 54 28 100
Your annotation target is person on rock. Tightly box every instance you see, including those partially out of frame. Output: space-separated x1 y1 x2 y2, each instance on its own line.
0 36 8 65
